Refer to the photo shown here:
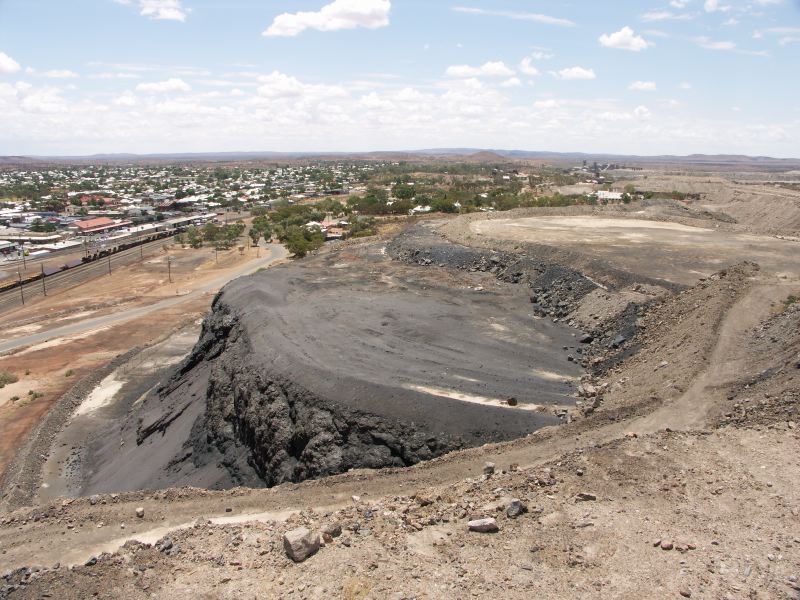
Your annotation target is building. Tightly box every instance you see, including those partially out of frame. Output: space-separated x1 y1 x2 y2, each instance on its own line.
596 191 624 202
72 217 131 236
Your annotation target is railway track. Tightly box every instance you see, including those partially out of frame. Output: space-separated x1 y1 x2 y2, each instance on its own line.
0 236 175 314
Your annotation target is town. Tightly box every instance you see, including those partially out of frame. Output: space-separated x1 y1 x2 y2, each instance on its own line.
0 158 661 267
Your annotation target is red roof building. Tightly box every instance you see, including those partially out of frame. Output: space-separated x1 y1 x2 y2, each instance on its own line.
74 217 129 235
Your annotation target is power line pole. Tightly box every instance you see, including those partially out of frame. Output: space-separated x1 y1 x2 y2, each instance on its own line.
17 268 24 305
107 254 112 275
41 264 46 296
167 255 172 283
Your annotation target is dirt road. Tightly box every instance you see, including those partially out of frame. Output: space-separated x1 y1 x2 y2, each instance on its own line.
0 244 288 355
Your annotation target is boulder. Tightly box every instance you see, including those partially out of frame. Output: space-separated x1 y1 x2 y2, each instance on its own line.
506 499 528 519
283 527 320 563
468 518 499 533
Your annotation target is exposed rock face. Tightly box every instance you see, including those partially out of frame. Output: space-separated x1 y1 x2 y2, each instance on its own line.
123 235 583 490
196 304 465 486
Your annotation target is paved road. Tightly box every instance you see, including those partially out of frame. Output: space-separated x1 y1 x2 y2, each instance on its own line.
0 243 288 355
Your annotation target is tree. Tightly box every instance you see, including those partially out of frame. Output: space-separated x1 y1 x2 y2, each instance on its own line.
203 223 220 244
392 183 416 200
280 225 325 258
186 227 203 248
431 197 458 213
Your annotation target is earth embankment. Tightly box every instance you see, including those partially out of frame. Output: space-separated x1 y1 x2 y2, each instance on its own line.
81 231 586 493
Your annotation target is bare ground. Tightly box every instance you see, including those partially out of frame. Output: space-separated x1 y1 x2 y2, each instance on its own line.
0 206 798 599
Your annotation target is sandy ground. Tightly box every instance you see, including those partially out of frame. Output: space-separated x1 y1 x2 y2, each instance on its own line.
470 215 799 286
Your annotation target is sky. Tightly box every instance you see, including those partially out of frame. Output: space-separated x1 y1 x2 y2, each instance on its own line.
0 0 798 157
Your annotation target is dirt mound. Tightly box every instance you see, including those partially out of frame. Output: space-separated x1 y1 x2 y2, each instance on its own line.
77 235 588 493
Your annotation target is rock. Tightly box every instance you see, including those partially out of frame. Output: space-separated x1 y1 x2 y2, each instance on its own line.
321 522 342 538
575 492 597 502
283 527 320 563
679 589 692 598
506 397 518 407
468 518 499 533
611 335 626 348
84 557 97 567
483 462 496 475
135 507 145 519
660 541 674 551
89 495 100 506
579 334 594 344
506 500 528 519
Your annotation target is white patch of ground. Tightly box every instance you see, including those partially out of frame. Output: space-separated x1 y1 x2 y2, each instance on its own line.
74 373 124 417
403 384 542 411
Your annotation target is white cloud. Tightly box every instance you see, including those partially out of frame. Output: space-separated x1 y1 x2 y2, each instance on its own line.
670 0 690 7
135 78 191 93
451 6 574 27
445 61 515 78
530 50 555 60
113 92 138 106
500 77 522 88
703 0 731 11
91 72 141 80
553 67 596 80
599 27 651 51
256 72 309 98
694 36 736 50
256 71 346 100
116 0 189 21
634 105 652 119
755 26 800 40
679 81 692 89
44 70 78 79
629 81 657 91
519 57 541 76
533 99 560 109
695 36 768 56
264 0 391 37
20 88 67 113
641 10 694 21
0 52 21 75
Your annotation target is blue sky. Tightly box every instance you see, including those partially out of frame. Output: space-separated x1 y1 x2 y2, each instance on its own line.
0 0 798 156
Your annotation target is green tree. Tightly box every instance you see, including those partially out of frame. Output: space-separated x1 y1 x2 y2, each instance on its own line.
392 183 416 200
186 227 203 248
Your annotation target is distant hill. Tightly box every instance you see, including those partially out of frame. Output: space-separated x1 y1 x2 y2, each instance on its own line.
1 149 799 171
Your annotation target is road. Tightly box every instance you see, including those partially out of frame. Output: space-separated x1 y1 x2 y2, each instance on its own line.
0 243 288 355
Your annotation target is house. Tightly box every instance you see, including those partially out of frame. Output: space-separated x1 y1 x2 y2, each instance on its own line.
596 191 624 202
